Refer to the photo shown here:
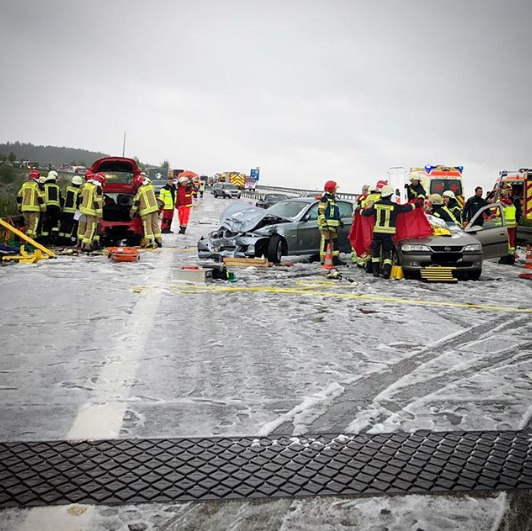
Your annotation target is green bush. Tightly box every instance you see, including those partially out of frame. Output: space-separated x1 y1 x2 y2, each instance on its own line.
0 192 19 218
0 165 17 183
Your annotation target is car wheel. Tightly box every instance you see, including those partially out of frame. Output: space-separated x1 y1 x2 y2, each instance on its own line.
267 235 284 264
468 270 482 281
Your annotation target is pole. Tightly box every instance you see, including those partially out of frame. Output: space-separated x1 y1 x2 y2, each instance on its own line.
122 131 126 157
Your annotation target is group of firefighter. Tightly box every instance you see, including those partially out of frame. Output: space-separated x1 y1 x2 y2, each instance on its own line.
16 170 203 251
318 174 522 279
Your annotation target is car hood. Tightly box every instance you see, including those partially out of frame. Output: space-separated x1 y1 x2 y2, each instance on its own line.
220 205 291 233
399 230 479 247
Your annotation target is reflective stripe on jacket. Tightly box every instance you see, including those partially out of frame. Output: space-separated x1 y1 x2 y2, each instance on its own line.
17 181 43 212
362 198 415 234
318 193 341 227
159 186 175 210
502 203 517 228
63 185 80 213
43 183 62 208
80 182 103 217
132 184 159 216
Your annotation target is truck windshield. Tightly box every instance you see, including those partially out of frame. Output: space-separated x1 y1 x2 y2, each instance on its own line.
430 179 462 196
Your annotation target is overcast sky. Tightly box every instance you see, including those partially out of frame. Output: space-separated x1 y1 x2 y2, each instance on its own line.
1 0 531 195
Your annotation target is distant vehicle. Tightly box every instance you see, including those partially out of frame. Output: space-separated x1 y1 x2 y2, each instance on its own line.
213 183 241 199
151 179 168 193
409 165 465 207
89 157 143 245
256 193 289 208
211 183 223 195
198 197 354 263
396 203 509 280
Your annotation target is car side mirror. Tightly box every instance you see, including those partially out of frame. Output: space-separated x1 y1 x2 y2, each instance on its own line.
466 225 483 232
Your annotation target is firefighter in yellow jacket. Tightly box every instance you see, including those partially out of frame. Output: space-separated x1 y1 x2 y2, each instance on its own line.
59 175 83 245
79 172 105 251
130 177 162 247
318 180 345 266
41 170 63 244
16 169 44 238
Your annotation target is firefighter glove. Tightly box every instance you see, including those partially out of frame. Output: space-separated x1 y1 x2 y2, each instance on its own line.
339 220 345 228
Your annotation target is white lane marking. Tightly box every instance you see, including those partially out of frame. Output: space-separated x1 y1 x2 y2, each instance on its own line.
67 249 173 440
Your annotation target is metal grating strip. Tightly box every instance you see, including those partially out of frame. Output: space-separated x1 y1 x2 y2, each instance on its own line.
1 430 531 508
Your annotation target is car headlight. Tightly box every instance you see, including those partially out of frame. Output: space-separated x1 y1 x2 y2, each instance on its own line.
401 244 431 252
463 243 481 252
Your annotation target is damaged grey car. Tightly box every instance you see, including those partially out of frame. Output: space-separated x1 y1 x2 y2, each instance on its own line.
197 197 355 263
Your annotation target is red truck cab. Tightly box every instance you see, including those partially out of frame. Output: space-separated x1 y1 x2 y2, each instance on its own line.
89 157 144 245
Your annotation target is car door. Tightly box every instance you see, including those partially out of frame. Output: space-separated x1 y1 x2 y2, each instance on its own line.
295 203 321 254
465 203 509 259
337 201 354 252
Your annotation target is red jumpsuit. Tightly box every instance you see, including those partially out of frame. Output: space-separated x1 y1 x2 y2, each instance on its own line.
176 184 193 234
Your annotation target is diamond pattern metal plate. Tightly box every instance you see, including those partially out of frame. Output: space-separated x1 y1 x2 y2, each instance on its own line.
1 431 532 508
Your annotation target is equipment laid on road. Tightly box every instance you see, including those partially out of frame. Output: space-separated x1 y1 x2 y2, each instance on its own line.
0 218 56 259
420 266 458 283
223 256 273 267
106 247 140 262
175 265 213 283
1 245 47 264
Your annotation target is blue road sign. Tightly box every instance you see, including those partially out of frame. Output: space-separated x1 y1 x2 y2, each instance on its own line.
250 168 260 181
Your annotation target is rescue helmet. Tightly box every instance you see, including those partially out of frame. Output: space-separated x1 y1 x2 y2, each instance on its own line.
442 190 455 199
84 170 94 181
429 193 443 205
380 185 394 198
93 172 106 185
362 184 370 194
376 180 387 190
324 180 338 193
29 169 40 180
46 170 58 182
501 183 512 195
409 171 423 182
38 176 47 184
142 177 151 185
71 175 83 186
178 176 190 185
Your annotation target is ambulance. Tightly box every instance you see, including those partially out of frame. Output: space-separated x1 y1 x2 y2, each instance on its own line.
409 165 465 207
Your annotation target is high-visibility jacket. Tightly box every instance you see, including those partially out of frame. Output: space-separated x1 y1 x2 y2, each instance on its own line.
318 192 341 228
199 182 206 192
406 182 426 201
362 197 415 234
433 205 460 224
159 184 176 210
176 185 193 207
131 184 158 216
361 192 381 208
17 180 44 213
43 183 62 208
80 182 103 218
63 185 81 214
502 203 517 228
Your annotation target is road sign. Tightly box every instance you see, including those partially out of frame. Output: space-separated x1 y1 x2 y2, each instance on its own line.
250 168 260 181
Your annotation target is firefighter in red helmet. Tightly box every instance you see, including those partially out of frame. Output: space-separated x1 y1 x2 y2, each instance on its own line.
16 170 44 239
318 180 345 265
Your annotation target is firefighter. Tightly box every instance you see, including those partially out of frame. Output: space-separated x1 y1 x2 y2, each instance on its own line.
318 180 345 266
130 177 162 247
16 170 44 239
41 170 62 244
76 171 93 247
199 181 206 198
159 176 176 233
176 177 194 234
442 190 461 221
362 185 419 279
405 173 426 202
58 175 83 245
79 172 105 251
429 193 460 224
498 184 521 265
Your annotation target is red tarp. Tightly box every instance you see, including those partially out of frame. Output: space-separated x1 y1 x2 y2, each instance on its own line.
349 207 433 254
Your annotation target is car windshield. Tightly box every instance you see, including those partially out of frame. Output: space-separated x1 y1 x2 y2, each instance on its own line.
265 194 288 201
430 179 462 197
223 184 237 189
267 201 309 219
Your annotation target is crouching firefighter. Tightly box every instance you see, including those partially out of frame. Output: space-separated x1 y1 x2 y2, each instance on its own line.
362 185 418 279
318 180 345 266
130 177 162 248
79 173 105 251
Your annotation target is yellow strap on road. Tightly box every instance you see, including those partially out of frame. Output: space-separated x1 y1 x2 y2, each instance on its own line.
131 282 532 314
0 218 56 257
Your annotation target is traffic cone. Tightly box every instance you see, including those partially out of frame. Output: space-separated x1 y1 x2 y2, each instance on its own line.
525 245 532 270
323 242 334 270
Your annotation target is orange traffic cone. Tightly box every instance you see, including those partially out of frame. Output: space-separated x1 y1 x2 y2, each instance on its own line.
525 245 532 270
323 242 334 270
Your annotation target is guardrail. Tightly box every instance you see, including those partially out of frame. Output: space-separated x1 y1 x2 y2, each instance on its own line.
251 185 359 201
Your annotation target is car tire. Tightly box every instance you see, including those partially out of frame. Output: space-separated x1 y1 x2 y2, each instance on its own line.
468 270 482 281
267 235 284 264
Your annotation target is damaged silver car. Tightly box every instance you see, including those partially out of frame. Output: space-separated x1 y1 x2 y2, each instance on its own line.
197 197 355 263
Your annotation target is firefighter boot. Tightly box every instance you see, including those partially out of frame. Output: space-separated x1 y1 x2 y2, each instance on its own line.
382 262 392 279
372 262 380 278
365 261 373 274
